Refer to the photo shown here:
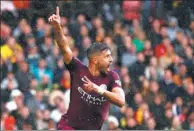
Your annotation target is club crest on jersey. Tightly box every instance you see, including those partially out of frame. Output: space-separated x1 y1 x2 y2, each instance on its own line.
115 80 121 86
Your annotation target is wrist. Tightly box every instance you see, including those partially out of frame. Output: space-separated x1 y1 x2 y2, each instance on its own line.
54 25 62 31
93 84 106 95
97 88 106 95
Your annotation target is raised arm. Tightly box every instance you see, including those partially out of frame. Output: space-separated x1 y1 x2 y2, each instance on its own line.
48 7 73 64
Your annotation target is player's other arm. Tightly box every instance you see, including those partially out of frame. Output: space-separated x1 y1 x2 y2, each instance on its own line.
48 7 73 64
83 76 125 107
102 72 125 107
103 87 125 107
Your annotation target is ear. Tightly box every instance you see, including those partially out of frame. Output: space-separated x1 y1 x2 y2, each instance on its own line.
89 52 102 64
91 57 98 64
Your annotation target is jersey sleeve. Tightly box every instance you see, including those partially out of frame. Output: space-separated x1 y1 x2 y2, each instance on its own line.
110 71 122 90
64 57 85 72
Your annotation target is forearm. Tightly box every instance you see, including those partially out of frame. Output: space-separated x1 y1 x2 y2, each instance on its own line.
91 84 125 107
83 76 125 107
102 90 125 107
54 26 69 53
54 26 73 64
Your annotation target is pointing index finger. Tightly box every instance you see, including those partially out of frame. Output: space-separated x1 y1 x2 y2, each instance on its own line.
56 6 60 17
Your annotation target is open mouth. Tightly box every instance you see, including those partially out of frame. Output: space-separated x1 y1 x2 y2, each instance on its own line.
107 65 111 71
108 63 111 67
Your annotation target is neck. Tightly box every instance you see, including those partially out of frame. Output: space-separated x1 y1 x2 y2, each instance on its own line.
88 63 100 76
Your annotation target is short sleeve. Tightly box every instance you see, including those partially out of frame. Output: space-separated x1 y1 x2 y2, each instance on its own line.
64 57 85 72
110 71 122 90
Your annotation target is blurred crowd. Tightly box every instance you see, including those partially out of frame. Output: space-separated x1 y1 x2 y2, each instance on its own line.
1 0 194 130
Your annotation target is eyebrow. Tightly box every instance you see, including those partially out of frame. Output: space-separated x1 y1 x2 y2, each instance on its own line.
104 53 112 58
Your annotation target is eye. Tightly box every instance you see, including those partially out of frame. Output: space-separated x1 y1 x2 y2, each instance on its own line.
105 55 110 58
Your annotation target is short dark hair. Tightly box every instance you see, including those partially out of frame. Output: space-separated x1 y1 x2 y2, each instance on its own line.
87 43 110 58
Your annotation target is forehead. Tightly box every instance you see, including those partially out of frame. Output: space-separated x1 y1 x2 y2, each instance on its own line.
100 49 111 56
90 48 111 58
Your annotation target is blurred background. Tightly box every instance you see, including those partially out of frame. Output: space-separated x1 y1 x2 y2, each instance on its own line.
1 0 194 130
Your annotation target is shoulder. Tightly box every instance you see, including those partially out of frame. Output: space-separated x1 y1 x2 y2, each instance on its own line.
74 57 87 70
108 70 120 77
108 70 121 81
108 70 122 88
65 57 86 72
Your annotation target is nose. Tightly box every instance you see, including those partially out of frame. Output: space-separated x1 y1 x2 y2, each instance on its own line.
109 56 113 63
